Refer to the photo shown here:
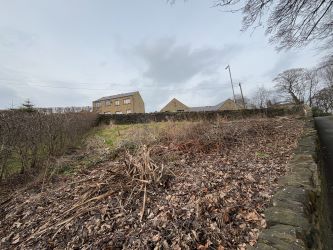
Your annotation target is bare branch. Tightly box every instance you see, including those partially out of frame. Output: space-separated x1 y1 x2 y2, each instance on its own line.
214 0 333 50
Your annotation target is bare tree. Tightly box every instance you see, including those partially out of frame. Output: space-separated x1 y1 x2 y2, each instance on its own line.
213 0 333 50
304 69 319 107
274 68 307 104
313 86 333 113
252 86 271 108
319 55 333 87
311 56 333 113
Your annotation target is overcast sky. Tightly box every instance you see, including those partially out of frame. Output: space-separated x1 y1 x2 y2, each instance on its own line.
0 0 326 112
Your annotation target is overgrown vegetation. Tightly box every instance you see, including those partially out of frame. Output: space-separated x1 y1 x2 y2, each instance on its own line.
0 117 304 249
0 110 97 183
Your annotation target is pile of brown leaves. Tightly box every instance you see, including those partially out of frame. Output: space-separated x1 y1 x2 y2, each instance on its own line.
0 117 304 249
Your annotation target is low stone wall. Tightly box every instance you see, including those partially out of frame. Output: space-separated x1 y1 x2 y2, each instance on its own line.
251 110 332 250
97 106 304 125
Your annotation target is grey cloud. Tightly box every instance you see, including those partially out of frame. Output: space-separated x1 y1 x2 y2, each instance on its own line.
194 78 231 91
99 61 109 68
190 78 234 105
263 52 299 79
134 38 241 85
0 27 36 49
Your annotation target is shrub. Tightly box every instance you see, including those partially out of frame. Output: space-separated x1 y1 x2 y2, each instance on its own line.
311 107 331 117
0 110 97 181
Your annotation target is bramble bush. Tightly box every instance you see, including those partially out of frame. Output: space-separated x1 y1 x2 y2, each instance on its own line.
0 110 97 181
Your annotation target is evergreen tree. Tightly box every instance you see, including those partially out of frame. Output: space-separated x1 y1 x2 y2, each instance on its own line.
21 99 35 112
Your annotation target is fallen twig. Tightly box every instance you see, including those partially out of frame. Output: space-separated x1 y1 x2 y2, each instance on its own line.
140 184 147 222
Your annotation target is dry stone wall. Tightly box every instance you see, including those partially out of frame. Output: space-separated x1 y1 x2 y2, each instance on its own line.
97 106 304 125
251 110 332 250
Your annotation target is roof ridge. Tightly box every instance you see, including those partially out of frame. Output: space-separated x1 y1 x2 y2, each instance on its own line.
94 91 139 101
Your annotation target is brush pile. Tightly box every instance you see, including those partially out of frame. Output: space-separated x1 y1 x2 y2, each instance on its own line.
0 117 304 249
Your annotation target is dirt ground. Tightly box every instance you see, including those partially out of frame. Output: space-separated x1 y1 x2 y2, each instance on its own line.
0 117 304 250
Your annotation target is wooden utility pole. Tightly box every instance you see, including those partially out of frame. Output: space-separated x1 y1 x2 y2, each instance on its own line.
239 82 246 109
225 65 236 103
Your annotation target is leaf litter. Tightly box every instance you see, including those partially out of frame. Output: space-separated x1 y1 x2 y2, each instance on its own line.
0 117 304 249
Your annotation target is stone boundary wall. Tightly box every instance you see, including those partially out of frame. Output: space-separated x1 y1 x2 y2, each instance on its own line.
97 106 304 125
251 109 331 250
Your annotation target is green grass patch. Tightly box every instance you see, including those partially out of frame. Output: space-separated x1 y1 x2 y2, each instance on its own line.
94 124 133 147
91 122 175 148
5 155 22 177
255 151 270 158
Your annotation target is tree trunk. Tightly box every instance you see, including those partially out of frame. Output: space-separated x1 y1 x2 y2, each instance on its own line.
289 90 301 104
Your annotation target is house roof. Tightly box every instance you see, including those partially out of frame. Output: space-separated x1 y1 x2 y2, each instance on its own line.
189 106 218 112
189 99 235 112
94 91 139 102
160 98 189 111
215 99 229 108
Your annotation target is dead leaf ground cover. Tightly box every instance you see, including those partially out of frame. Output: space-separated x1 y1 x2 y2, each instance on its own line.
0 117 304 250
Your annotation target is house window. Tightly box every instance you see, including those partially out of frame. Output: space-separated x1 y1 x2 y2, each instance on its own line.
106 100 111 106
115 111 122 114
124 98 131 104
126 109 132 114
94 102 101 108
115 100 120 106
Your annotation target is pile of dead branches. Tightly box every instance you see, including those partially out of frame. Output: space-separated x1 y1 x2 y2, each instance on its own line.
124 145 167 184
